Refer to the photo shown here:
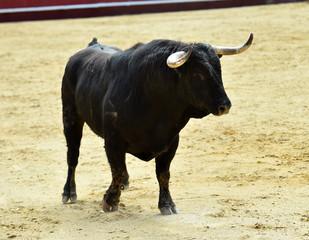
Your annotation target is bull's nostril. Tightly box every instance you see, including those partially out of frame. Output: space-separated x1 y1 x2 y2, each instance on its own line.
218 105 230 115
219 106 225 113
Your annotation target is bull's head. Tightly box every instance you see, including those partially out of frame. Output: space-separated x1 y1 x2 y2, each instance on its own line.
166 33 254 116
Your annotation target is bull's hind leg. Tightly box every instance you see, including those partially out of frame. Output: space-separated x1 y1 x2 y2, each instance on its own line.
62 103 84 203
102 122 128 212
156 135 180 215
101 112 129 212
102 142 128 211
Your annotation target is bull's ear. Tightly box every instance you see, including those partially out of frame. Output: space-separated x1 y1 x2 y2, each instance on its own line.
166 49 192 68
218 54 223 58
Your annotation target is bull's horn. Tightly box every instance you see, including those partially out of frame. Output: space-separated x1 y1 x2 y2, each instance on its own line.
167 49 193 68
211 33 254 55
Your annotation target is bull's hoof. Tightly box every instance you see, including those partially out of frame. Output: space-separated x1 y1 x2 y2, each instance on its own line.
62 193 77 204
160 206 180 215
102 199 119 212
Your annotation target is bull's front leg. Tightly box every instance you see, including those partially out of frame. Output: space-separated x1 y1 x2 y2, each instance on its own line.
102 134 128 212
155 135 180 215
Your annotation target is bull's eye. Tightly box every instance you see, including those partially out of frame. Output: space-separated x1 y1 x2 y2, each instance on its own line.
193 73 204 81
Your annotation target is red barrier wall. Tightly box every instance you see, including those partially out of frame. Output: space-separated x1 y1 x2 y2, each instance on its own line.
0 0 143 9
0 0 307 22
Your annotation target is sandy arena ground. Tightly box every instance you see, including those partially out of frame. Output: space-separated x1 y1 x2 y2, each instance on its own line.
0 2 309 239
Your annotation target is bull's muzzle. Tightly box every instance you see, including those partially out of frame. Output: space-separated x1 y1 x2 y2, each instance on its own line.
217 101 232 116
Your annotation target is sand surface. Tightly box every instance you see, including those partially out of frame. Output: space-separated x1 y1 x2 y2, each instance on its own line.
1 2 309 239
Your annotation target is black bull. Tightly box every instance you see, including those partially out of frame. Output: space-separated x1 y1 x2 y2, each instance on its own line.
61 35 253 215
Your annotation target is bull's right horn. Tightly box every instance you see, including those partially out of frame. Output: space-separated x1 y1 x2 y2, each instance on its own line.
211 33 254 55
166 49 193 68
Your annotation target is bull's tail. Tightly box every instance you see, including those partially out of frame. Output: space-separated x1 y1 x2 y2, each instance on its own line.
86 38 122 53
87 38 99 47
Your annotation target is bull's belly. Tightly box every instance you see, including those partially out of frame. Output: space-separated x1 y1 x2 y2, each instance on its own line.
130 152 157 161
125 135 177 161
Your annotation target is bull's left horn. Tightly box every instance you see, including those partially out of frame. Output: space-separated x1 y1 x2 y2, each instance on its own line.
167 49 193 68
211 33 254 55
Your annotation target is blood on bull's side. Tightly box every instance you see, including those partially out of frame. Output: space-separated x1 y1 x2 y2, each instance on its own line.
61 34 253 215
